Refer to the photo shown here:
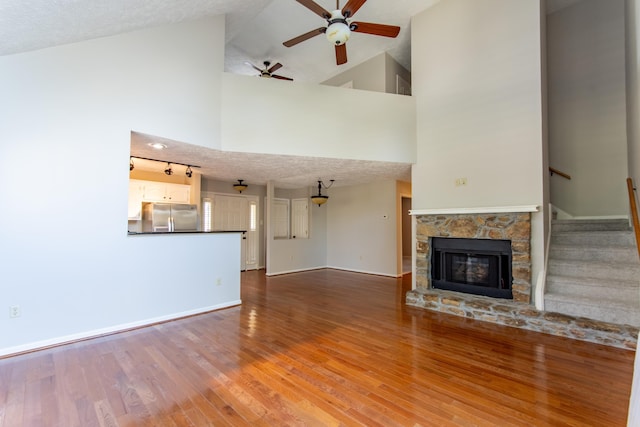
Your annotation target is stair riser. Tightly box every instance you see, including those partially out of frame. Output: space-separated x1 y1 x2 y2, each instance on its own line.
545 299 640 326
549 247 639 263
545 279 639 300
551 232 636 247
548 260 640 281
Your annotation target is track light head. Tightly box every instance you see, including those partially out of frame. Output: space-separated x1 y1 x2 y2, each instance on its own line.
130 158 134 171
185 166 193 178
164 163 173 176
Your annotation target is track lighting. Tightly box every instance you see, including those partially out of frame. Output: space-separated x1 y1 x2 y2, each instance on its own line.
311 179 335 206
129 156 200 176
233 179 248 193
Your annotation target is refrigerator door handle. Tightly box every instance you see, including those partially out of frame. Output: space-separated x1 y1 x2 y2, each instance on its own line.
170 217 175 232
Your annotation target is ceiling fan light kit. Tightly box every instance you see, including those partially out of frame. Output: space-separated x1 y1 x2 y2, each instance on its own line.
284 0 400 66
326 10 351 46
246 60 293 81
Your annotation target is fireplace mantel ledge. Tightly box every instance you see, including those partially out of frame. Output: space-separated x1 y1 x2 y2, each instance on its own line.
409 205 539 216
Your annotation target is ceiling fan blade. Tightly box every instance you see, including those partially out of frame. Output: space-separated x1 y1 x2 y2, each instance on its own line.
272 74 294 81
295 0 331 19
342 0 367 18
352 22 400 38
283 27 325 47
335 44 347 65
244 61 263 73
267 62 283 74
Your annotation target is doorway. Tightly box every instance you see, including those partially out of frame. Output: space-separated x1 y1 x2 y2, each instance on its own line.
401 196 411 274
211 193 260 271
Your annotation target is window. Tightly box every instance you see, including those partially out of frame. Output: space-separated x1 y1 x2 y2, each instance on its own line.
202 198 212 232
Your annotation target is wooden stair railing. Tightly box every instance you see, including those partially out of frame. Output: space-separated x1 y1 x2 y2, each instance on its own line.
549 167 571 180
628 177 640 259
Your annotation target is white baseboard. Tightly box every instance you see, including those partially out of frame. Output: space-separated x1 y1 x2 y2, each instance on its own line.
265 267 325 276
326 266 398 278
0 300 242 358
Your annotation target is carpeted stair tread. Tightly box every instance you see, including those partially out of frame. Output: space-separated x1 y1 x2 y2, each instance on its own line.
549 244 638 263
545 292 640 326
548 258 640 281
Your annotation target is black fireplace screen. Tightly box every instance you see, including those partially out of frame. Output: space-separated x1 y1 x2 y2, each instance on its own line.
431 237 512 299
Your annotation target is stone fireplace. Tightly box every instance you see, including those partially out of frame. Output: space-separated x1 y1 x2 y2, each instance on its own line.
407 207 638 349
415 211 532 303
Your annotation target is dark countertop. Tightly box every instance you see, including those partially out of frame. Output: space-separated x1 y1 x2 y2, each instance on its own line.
128 230 246 235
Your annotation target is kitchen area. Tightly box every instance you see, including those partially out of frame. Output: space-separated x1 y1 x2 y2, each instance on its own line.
127 156 202 234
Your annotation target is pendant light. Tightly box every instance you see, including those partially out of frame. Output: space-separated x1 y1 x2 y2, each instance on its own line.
311 179 334 206
233 179 248 193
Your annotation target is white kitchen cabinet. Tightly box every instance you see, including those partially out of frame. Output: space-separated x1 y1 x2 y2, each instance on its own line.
128 179 145 219
165 183 191 203
141 181 191 203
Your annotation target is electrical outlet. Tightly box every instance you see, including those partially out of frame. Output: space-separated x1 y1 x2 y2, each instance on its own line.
9 305 20 318
455 177 468 187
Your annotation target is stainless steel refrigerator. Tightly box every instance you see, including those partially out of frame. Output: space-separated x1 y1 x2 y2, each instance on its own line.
142 203 198 232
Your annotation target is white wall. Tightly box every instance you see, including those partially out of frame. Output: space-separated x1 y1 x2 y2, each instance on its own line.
548 0 628 217
624 1 640 423
327 180 399 277
0 16 240 355
411 0 546 294
221 73 416 163
385 53 412 95
627 0 640 190
322 53 386 92
267 186 328 275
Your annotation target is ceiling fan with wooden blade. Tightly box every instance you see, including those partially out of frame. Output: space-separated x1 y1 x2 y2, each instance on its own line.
246 60 294 81
283 0 400 66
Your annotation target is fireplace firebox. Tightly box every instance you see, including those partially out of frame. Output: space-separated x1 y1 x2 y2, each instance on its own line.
431 237 512 299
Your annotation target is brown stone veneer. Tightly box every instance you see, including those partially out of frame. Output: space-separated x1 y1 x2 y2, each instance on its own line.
415 212 532 303
406 288 638 349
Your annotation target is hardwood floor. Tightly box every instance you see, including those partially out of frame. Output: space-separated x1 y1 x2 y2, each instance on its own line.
0 269 635 426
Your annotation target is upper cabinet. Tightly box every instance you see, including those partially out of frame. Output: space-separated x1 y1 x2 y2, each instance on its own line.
141 181 191 204
128 179 191 220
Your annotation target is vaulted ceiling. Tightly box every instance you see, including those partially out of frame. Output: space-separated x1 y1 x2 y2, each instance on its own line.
2 0 575 188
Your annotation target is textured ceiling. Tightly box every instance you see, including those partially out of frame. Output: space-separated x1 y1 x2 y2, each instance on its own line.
130 132 411 189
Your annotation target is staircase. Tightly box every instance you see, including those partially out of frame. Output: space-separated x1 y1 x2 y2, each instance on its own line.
544 219 640 326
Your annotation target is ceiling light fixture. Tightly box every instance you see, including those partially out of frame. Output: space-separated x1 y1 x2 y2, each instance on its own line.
147 142 167 150
311 179 335 206
325 10 352 46
233 179 248 193
129 156 201 175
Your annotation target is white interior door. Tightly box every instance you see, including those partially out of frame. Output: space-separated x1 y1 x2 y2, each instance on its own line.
212 194 259 271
